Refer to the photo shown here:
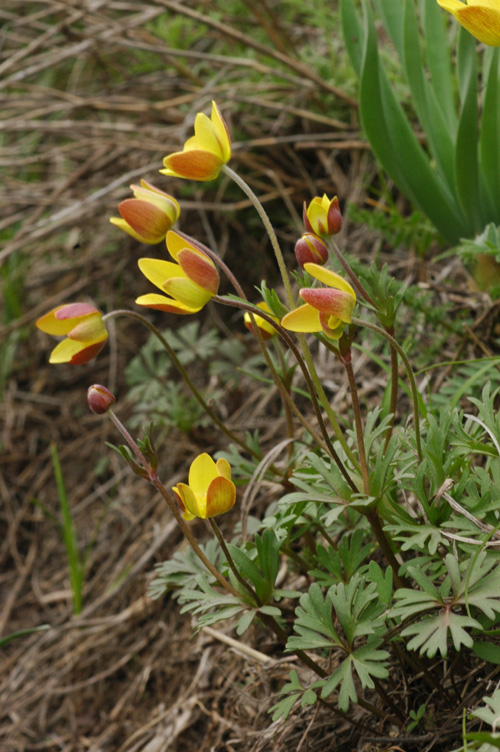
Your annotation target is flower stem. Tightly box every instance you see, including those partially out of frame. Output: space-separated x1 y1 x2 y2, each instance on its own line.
103 309 259 461
351 317 423 462
106 409 242 598
328 238 377 308
223 164 295 307
341 348 370 495
209 518 261 605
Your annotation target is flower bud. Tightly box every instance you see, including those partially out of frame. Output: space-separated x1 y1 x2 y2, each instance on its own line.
87 384 116 415
303 195 342 237
294 233 328 268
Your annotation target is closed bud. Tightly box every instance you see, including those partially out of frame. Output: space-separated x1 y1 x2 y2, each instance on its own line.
87 384 116 415
294 233 328 268
303 195 342 237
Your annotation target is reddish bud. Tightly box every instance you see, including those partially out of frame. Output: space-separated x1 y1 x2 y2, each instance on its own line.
88 384 116 415
295 233 328 268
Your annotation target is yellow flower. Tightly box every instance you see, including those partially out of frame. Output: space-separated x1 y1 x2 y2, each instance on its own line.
281 264 356 340
437 0 500 46
173 453 236 520
110 180 180 244
160 101 231 181
36 303 107 364
243 302 279 340
303 195 342 237
136 231 219 314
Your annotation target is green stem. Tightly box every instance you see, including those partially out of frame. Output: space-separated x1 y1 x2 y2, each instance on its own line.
341 351 370 495
351 317 423 462
103 309 260 461
298 334 360 471
223 164 295 307
107 409 242 598
216 295 358 492
328 238 377 309
209 518 260 605
384 325 399 453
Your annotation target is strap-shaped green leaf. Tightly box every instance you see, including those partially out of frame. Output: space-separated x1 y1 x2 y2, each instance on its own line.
358 0 463 242
455 27 481 233
480 48 500 218
422 0 457 130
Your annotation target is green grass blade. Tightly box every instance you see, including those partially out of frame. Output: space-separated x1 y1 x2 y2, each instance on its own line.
358 0 464 243
0 625 50 648
454 28 481 233
340 0 365 77
51 442 83 615
480 48 500 219
422 0 457 130
401 0 456 189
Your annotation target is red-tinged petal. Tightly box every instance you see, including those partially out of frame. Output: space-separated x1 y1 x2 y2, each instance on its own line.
118 199 171 243
189 453 218 496
135 293 199 314
68 315 107 343
49 338 104 365
37 304 97 335
456 6 500 45
300 288 355 323
281 303 322 333
173 485 197 520
177 248 219 294
163 277 212 309
110 217 156 244
205 476 236 518
161 150 223 181
215 457 232 481
70 340 106 365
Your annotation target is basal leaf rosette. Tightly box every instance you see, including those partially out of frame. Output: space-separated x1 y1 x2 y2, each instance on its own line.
173 453 236 520
281 264 356 340
110 180 180 244
437 0 500 46
36 303 108 365
136 230 219 314
160 101 231 181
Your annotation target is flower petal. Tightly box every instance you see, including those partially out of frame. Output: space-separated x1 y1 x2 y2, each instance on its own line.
189 453 218 496
215 457 232 481
163 278 212 309
138 258 188 290
49 338 105 365
281 303 322 333
303 264 356 297
161 150 223 181
177 248 219 294
205 476 236 518
173 484 199 520
135 293 199 314
300 288 355 323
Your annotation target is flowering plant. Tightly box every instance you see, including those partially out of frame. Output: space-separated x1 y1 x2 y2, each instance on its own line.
36 98 500 746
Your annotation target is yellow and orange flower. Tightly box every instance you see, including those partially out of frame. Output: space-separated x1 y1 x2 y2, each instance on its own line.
173 453 236 520
36 303 107 364
281 264 356 340
110 180 180 244
243 302 279 340
136 231 219 314
437 1 500 46
160 101 231 181
303 195 342 237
